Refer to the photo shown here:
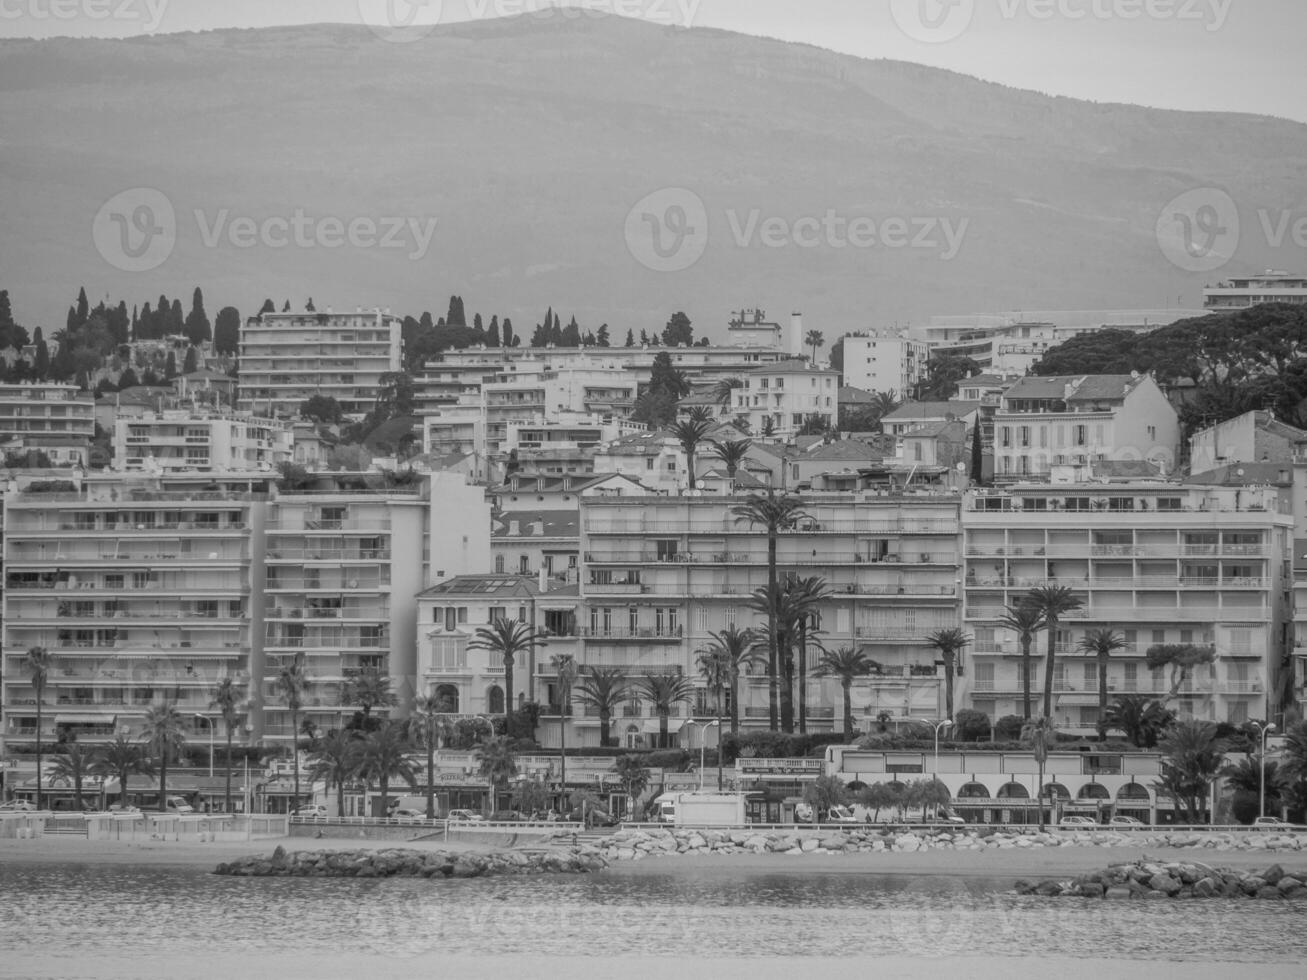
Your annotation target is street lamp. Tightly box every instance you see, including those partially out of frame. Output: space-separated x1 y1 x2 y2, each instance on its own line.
684 720 718 791
1256 722 1277 819
194 714 214 778
911 717 954 777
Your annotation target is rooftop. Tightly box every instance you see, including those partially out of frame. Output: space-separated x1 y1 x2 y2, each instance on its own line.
1003 374 1145 402
419 575 542 599
492 510 581 539
883 401 981 421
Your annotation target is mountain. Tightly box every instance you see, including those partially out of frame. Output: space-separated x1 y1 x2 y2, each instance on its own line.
2 13 1306 340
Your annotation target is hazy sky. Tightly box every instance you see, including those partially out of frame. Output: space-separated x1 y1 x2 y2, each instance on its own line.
1 0 1303 121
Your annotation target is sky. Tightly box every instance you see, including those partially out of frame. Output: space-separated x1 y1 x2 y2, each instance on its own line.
1 0 1304 123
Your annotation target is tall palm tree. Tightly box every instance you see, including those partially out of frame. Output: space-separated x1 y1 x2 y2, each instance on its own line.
1021 717 1056 831
686 404 714 424
572 667 628 747
551 653 579 808
926 628 972 722
47 743 94 811
475 736 518 815
814 646 879 739
467 618 547 721
697 649 730 790
211 675 245 814
805 329 825 362
999 604 1046 720
1078 628 1127 736
21 646 52 810
343 666 397 730
780 574 831 734
141 702 187 813
672 416 713 490
613 755 653 815
276 654 308 808
636 673 694 749
90 736 154 809
1100 695 1176 748
697 626 762 734
733 491 810 730
306 729 363 818
408 692 455 819
709 438 753 484
1022 586 1084 718
1156 721 1225 824
712 376 743 408
356 721 418 818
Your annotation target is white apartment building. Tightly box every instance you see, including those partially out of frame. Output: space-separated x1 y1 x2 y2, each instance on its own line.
238 309 403 419
1 472 272 751
113 412 294 473
841 332 929 396
993 374 1180 481
961 483 1292 736
1204 272 1307 311
731 364 839 439
565 493 962 748
0 382 95 466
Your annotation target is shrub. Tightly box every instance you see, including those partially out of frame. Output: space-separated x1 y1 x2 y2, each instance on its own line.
994 715 1025 741
953 709 992 742
719 731 847 764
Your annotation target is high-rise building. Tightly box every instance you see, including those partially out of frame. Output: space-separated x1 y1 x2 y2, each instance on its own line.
113 411 294 473
841 331 930 396
0 382 95 466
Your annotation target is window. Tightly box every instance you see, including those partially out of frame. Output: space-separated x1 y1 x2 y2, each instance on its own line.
494 555 505 574
1229 629 1252 654
1073 425 1087 446
489 606 507 623
1152 629 1166 645
1000 427 1012 448
519 555 530 574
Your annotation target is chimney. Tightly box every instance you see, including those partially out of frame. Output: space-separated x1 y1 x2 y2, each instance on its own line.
538 566 548 592
790 312 805 357
532 519 545 537
509 519 520 537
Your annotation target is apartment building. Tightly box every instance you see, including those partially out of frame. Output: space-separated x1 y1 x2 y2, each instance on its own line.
841 332 930 396
1189 411 1307 475
112 411 294 473
566 493 962 748
731 364 839 439
2 472 272 751
1204 272 1307 311
0 382 95 466
492 511 580 584
238 309 403 419
961 483 1292 735
992 374 1179 481
882 401 980 438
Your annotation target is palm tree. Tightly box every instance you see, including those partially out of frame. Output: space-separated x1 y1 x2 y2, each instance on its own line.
1220 756 1285 822
90 736 154 809
21 646 52 810
672 416 713 490
1021 716 1056 830
343 666 397 730
475 736 518 815
1078 628 1127 735
552 653 579 808
712 376 743 408
613 755 652 816
755 574 831 733
467 618 547 721
1022 586 1084 718
211 676 245 814
408 693 455 819
696 649 730 790
1100 695 1175 748
47 743 94 811
696 626 762 734
733 491 810 730
709 438 753 484
814 647 878 739
999 604 1045 720
141 702 188 813
926 628 972 722
276 654 308 809
1156 721 1225 824
871 390 900 419
686 404 714 424
572 667 628 747
356 721 418 818
636 673 694 749
805 329 825 362
306 729 363 818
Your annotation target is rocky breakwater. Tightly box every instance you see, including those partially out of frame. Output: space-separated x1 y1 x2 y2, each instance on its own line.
215 845 606 878
581 827 1307 861
1016 859 1307 900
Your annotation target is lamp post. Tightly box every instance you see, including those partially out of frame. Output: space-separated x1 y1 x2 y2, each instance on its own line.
701 720 721 791
194 714 214 778
1256 722 1277 819
911 717 954 777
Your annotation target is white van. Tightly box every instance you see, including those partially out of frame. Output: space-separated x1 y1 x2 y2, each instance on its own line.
165 796 194 814
652 795 677 823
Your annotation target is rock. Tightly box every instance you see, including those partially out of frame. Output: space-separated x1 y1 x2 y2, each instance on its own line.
1104 887 1133 900
1148 875 1182 896
1276 877 1303 896
1261 864 1285 886
1077 882 1105 898
1034 880 1063 896
1192 878 1217 898
800 838 820 852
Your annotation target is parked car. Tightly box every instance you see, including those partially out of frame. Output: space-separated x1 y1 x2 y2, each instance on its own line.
292 804 328 818
824 805 860 824
107 804 141 814
391 808 425 818
1109 816 1144 829
1058 815 1099 829
164 796 195 815
0 800 36 812
929 811 967 825
446 809 486 823
1253 817 1293 831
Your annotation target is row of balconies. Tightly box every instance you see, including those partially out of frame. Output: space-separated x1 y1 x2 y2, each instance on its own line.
971 678 1263 696
965 576 1268 590
584 551 957 566
967 605 1266 623
586 581 957 599
583 519 959 536
266 548 390 562
966 544 1267 558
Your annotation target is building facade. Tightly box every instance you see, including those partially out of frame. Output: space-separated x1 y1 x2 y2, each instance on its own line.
841 332 930 397
113 412 294 473
1204 272 1307 311
0 383 95 466
731 364 839 439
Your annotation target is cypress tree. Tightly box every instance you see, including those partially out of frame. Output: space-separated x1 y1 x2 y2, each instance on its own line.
487 315 501 348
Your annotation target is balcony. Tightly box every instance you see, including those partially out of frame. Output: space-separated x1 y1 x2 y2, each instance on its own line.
586 582 646 595
579 627 683 641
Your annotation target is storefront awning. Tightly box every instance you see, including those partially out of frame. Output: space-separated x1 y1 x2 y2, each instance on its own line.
54 713 114 725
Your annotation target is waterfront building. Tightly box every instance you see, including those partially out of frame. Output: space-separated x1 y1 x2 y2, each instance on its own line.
112 411 294 473
1204 271 1307 311
0 383 95 467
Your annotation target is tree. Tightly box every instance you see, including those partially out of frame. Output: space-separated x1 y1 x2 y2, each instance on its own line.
815 646 878 739
258 299 276 315
953 709 991 741
733 492 810 731
1078 628 1128 735
446 296 466 327
502 318 516 348
1022 586 1084 718
805 329 824 362
624 329 635 348
969 421 984 485
858 781 905 821
141 703 187 813
182 346 198 375
276 654 308 808
211 676 245 814
47 744 95 811
468 619 547 721
22 646 52 810
184 287 211 345
511 778 553 816
475 736 518 814
306 729 362 818
596 323 610 347
999 604 1045 720
1100 695 1175 749
916 354 980 401
408 692 455 819
90 737 154 809
636 673 694 749
343 667 397 731
801 774 848 820
710 439 753 484
696 649 730 791
1021 717 1056 830
300 394 344 424
1220 756 1285 823
164 350 177 379
711 376 742 409
485 315 501 348
1146 644 1218 705
213 306 241 354
117 366 139 390
1156 721 1225 824
75 286 89 326
573 667 628 747
1281 721 1307 822
696 626 762 735
662 311 693 347
357 722 419 817
771 573 832 733
672 417 712 490
34 329 49 379
613 755 652 816
926 628 972 722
